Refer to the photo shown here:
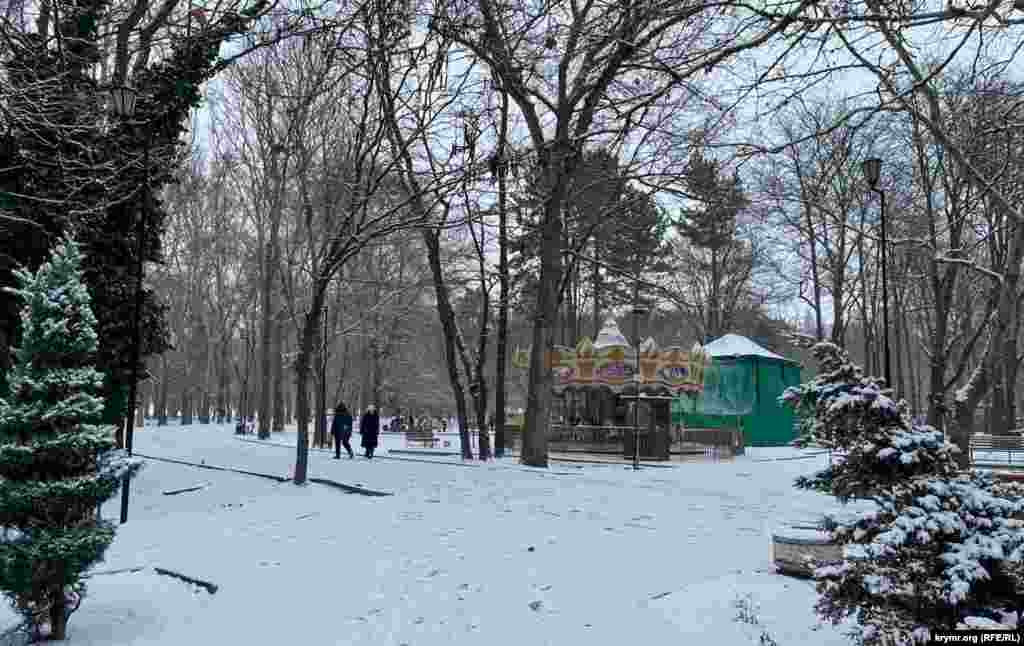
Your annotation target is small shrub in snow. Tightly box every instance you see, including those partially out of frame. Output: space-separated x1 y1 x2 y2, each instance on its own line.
782 342 1024 645
0 237 142 640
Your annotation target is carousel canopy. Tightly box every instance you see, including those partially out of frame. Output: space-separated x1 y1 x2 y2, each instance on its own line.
594 317 629 349
703 334 791 362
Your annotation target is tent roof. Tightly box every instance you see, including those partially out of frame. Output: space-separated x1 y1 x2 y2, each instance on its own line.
593 318 630 349
704 334 793 362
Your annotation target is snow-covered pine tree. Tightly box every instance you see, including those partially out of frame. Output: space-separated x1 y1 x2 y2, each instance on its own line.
0 235 141 640
782 342 1024 644
783 342 962 501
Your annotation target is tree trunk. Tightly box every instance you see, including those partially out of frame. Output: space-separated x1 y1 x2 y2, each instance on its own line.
199 390 210 425
422 228 473 459
49 589 67 641
999 305 1021 432
157 354 168 425
257 240 275 439
136 384 145 427
217 337 230 423
293 299 323 485
315 333 328 448
893 281 906 401
181 391 192 425
805 204 824 341
521 142 574 468
904 307 921 418
953 364 989 469
495 159 510 458
474 298 491 461
272 309 285 432
592 236 601 338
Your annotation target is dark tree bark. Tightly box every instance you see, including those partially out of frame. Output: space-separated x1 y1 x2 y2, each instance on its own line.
272 308 286 432
216 335 230 423
157 354 169 426
49 589 67 641
294 295 325 484
521 142 576 468
494 91 511 458
423 228 473 459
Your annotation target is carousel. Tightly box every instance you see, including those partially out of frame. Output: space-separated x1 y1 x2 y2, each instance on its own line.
515 318 710 460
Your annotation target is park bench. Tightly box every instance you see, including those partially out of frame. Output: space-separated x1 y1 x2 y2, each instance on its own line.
969 433 1024 465
405 429 439 449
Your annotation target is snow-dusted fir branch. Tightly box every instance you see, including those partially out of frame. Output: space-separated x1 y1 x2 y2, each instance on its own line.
0 235 142 640
782 342 1024 644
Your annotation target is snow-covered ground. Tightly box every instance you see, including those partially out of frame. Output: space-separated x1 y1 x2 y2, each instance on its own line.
3 424 858 644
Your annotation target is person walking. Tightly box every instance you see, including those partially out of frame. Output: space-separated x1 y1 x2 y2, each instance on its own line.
360 405 380 459
331 402 354 459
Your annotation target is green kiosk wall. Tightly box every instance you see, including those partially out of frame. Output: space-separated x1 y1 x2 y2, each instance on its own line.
672 353 802 447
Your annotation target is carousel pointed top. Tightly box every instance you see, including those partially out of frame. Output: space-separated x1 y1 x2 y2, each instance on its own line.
576 336 594 356
594 317 630 349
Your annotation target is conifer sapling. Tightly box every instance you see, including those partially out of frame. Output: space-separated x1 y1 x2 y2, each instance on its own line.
0 235 141 640
782 342 1024 644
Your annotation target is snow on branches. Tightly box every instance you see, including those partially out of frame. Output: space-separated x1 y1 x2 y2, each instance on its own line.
0 236 141 640
782 342 1024 644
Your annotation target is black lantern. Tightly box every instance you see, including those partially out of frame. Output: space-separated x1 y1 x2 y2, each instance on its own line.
862 156 891 388
108 85 138 119
630 299 648 471
861 157 882 189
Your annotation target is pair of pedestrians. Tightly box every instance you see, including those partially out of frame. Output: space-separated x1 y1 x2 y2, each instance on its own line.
330 403 379 459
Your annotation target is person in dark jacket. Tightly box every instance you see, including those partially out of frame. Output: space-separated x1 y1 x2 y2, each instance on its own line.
360 405 380 458
331 402 354 459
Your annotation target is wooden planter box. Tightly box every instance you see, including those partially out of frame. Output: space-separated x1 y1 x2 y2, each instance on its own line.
771 528 843 578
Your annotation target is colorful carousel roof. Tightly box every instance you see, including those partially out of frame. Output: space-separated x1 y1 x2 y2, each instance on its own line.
593 318 629 349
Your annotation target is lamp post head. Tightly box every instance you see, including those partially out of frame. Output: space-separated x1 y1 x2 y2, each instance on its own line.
862 157 882 190
108 85 138 118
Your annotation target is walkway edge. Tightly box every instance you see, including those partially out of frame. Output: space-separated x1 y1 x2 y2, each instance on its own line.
309 477 392 496
235 436 481 468
134 453 392 496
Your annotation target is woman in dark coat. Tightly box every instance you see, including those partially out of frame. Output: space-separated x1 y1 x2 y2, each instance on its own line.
359 405 380 458
331 402 354 459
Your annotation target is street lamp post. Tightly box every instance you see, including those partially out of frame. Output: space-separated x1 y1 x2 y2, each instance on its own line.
861 157 891 388
109 85 146 524
631 288 648 471
319 304 329 447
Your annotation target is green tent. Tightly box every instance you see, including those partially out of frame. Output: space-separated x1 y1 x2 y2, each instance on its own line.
671 334 802 447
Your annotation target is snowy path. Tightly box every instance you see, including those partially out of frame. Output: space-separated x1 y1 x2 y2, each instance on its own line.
1 424 854 644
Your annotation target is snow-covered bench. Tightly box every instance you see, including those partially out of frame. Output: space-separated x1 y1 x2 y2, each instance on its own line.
405 430 439 448
970 434 1024 465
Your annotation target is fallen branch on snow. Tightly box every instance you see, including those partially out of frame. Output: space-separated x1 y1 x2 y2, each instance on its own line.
153 567 219 594
84 566 146 578
162 483 210 496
